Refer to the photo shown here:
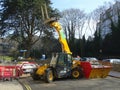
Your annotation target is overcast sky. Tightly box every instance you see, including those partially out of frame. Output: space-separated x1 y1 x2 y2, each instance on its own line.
51 0 114 13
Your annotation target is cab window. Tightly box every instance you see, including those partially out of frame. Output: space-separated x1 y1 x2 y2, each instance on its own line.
57 54 66 66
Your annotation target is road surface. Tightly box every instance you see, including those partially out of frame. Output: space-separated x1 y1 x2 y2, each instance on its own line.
19 76 120 90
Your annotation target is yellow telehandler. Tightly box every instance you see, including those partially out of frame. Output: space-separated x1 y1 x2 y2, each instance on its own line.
31 18 83 83
31 18 112 83
31 5 112 83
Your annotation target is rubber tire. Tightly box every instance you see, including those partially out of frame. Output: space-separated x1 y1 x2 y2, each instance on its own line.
44 69 53 83
71 68 83 79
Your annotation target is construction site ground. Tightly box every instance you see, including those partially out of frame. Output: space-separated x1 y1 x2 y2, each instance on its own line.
0 71 119 90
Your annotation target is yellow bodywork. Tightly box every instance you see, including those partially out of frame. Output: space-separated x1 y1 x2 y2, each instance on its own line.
36 64 49 76
50 22 72 54
36 60 81 76
72 60 81 69
89 67 112 78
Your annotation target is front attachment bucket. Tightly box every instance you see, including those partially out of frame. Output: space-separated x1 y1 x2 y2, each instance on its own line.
81 61 112 79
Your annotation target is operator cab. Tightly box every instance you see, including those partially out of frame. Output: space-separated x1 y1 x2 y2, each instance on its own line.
50 53 72 78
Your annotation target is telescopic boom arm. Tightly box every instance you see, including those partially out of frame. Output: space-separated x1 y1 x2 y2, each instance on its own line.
49 20 72 54
41 4 72 54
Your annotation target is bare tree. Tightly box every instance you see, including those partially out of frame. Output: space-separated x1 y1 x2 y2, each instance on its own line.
60 8 86 40
87 2 113 37
59 8 86 56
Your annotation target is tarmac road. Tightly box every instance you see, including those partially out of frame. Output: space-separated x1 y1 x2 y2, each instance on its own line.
20 76 120 90
0 72 119 90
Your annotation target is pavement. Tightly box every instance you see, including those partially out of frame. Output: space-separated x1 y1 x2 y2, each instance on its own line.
0 71 119 90
0 79 23 90
109 71 120 78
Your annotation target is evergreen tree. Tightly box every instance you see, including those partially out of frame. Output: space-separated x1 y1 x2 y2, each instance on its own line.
0 0 59 57
111 15 120 55
103 15 120 56
92 30 102 56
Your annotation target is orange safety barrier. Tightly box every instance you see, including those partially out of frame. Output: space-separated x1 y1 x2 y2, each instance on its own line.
81 61 112 79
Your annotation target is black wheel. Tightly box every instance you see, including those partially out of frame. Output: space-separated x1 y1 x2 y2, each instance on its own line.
31 69 39 80
71 68 83 79
44 69 53 83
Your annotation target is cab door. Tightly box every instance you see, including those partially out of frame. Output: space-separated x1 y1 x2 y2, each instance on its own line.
56 53 72 78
